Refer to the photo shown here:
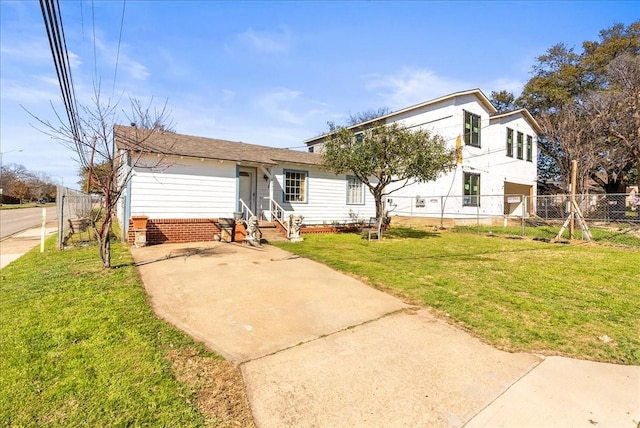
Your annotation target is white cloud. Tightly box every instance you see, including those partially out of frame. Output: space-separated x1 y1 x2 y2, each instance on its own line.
222 89 236 101
0 76 60 104
0 37 52 64
234 27 291 54
255 88 304 125
365 68 471 109
485 77 525 97
88 30 150 82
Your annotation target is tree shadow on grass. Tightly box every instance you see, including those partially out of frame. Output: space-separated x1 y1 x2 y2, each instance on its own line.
385 227 441 239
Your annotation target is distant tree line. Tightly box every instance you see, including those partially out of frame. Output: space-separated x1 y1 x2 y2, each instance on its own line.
490 21 639 194
0 163 58 204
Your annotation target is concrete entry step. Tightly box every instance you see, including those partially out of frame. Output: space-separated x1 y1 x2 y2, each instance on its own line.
260 226 288 243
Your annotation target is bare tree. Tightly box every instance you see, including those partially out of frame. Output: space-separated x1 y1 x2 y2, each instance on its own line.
32 87 173 268
586 54 640 187
536 104 599 193
346 107 390 126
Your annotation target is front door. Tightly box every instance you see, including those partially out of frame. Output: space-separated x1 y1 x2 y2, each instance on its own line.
238 167 256 215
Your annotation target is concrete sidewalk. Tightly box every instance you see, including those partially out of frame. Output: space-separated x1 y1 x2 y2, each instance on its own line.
131 242 640 428
0 223 58 269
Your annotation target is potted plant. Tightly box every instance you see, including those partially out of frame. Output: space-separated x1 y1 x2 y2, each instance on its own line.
131 215 149 230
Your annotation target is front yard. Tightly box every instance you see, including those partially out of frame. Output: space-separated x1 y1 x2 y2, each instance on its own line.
276 227 640 365
0 238 254 427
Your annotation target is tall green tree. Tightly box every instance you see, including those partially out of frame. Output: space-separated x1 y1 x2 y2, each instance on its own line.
517 21 640 192
322 120 456 236
489 90 516 113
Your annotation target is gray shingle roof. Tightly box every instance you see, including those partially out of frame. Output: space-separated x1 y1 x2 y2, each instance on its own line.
114 125 322 166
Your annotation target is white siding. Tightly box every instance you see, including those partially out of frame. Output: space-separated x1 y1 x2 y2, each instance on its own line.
129 155 238 218
387 98 537 218
271 165 377 224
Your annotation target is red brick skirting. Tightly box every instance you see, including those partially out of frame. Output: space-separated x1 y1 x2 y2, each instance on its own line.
127 218 220 245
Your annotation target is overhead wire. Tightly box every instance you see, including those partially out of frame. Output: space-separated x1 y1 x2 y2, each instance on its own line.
91 0 97 82
112 0 127 96
39 0 81 144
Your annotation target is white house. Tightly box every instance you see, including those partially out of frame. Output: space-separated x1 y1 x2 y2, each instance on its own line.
116 89 540 244
115 125 376 244
304 89 541 222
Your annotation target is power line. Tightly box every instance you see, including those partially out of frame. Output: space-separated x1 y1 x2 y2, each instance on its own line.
112 0 127 96
39 0 81 144
91 0 97 82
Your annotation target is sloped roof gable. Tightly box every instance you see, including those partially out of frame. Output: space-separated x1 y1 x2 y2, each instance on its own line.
114 125 322 166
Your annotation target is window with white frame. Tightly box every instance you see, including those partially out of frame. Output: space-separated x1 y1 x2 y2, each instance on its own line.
346 176 364 205
284 170 307 202
526 135 533 162
464 111 481 147
463 172 480 207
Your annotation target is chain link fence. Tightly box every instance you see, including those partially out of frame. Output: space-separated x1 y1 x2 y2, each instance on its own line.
56 186 97 249
388 193 640 247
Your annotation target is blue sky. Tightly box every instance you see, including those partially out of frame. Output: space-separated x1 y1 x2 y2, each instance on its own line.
1 0 637 189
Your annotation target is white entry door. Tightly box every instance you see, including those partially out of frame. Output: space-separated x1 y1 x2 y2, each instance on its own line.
238 167 256 215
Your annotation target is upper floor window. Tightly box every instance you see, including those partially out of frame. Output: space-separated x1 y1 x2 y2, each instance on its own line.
517 131 524 160
464 111 481 147
526 135 533 162
346 176 364 205
308 146 314 153
506 128 514 157
463 172 480 207
284 170 307 203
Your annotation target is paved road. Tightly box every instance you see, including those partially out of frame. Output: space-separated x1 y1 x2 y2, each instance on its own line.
0 206 57 239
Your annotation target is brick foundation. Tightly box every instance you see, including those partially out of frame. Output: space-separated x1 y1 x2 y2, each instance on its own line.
127 218 221 245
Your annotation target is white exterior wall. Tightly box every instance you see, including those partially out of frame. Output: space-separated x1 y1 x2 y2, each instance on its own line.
129 155 238 219
124 154 377 225
271 164 377 225
383 97 537 218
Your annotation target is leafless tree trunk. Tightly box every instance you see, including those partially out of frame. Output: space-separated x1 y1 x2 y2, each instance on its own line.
537 105 599 193
31 85 173 268
586 54 640 188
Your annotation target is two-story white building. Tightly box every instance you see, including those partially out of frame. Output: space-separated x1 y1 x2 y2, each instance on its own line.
304 89 541 222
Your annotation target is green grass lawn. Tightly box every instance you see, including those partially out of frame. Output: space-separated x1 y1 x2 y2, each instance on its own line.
276 227 640 365
454 224 640 247
1 238 253 427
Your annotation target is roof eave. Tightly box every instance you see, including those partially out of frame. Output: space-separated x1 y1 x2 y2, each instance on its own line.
490 109 542 134
304 88 497 145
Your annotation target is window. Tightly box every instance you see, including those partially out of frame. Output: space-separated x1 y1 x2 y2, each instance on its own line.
346 176 364 205
284 170 307 203
463 173 480 207
308 146 314 153
464 111 481 147
354 132 363 144
506 128 514 157
517 131 524 160
526 135 533 162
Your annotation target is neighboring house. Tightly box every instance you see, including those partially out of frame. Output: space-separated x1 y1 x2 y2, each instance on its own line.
115 125 376 244
305 89 541 221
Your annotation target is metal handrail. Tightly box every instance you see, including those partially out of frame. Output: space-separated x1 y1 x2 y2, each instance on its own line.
238 198 255 221
262 197 289 236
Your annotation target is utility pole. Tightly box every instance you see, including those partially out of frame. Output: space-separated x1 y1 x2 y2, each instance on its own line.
569 160 577 239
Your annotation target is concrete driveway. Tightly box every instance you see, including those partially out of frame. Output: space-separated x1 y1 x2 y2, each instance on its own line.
131 242 640 428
